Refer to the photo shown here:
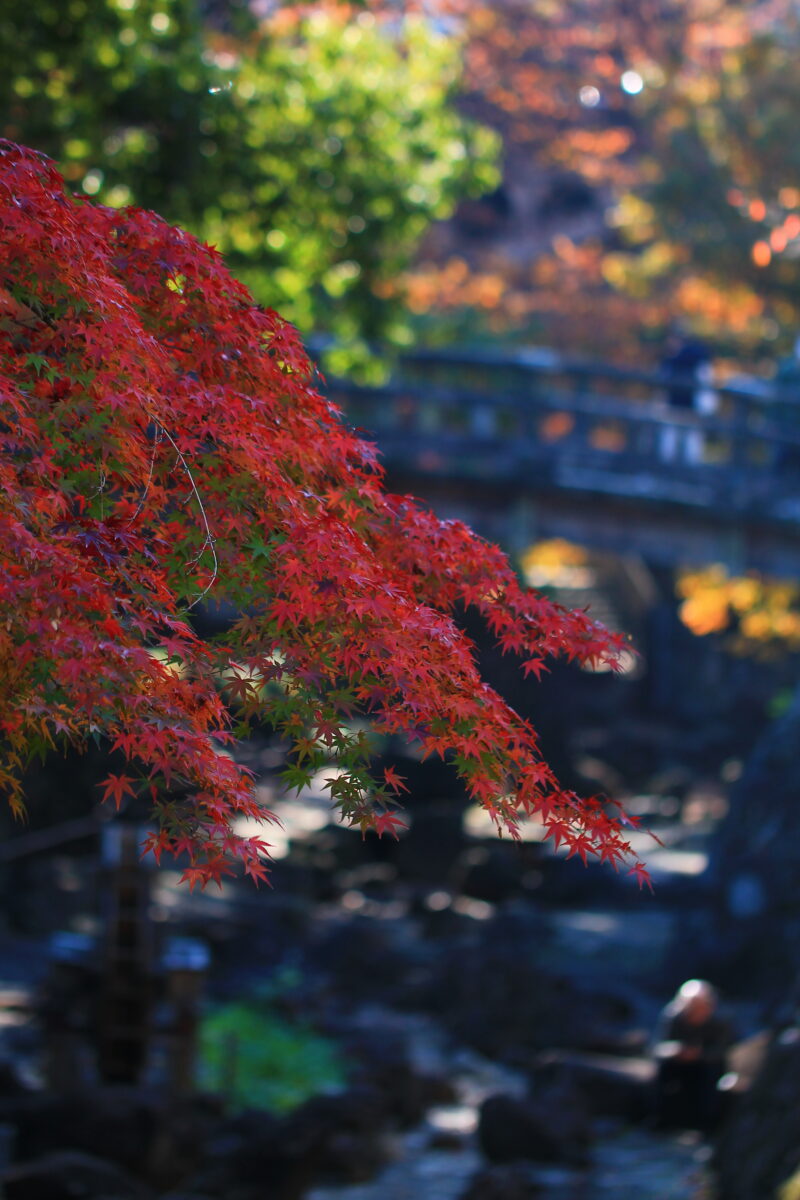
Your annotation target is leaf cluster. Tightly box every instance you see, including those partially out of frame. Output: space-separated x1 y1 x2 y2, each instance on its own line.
0 143 645 888
199 994 346 1113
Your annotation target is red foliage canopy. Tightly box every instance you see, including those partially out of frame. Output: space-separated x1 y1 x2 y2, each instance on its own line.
0 142 645 888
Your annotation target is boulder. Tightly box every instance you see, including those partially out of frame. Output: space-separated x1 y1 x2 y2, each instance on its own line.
282 1086 391 1183
184 1087 392 1198
460 1163 544 1200
12 1088 159 1175
0 1058 33 1099
143 1095 226 1191
532 1051 656 1122
184 1108 298 1199
2 1151 153 1200
713 1028 800 1200
706 686 800 993
345 1025 456 1128
10 1088 224 1192
477 1084 591 1167
436 905 644 1065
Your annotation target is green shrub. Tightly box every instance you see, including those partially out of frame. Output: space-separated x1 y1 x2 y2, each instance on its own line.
199 996 347 1113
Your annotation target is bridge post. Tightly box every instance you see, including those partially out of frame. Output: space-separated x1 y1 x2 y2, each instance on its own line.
715 527 747 577
507 494 539 556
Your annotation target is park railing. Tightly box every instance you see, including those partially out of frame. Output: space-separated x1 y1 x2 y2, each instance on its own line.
327 347 800 520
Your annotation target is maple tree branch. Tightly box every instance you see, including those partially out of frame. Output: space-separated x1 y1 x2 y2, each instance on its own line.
0 141 646 888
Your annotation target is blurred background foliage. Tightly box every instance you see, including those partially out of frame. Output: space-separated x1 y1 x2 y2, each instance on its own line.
0 0 499 374
4 0 800 676
200 996 346 1112
199 972 347 1113
399 0 800 366
676 566 800 653
4 0 800 368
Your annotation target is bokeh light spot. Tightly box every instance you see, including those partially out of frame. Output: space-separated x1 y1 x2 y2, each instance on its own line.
621 70 644 95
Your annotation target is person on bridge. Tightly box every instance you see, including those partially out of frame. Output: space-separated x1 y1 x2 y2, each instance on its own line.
771 337 800 470
774 335 800 394
659 330 716 464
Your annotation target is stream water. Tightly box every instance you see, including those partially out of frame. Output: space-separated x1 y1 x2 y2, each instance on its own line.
310 1127 712 1200
307 1010 713 1200
0 774 732 1197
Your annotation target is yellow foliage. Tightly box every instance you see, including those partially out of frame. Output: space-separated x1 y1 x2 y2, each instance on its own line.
522 539 588 571
675 276 764 333
677 566 800 648
739 610 773 641
778 1163 800 1200
520 539 595 588
728 577 760 613
609 193 657 243
680 592 731 637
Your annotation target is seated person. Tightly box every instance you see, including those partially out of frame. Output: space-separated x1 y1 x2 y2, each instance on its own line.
653 979 733 1131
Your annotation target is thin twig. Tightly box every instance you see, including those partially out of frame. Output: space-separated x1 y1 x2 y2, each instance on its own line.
149 419 218 610
129 424 162 523
85 471 107 501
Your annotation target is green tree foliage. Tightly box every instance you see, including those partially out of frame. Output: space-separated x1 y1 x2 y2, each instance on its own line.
0 0 498 364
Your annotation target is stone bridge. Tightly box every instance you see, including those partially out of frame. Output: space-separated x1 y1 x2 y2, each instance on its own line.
329 347 800 577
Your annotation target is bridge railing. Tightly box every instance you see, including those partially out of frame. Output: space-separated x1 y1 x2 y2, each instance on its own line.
327 347 800 516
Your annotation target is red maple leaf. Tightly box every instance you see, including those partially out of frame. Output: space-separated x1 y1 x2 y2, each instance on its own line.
371 811 408 839
99 773 137 810
382 765 409 794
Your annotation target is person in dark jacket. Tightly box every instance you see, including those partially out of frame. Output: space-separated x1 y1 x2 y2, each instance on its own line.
662 333 712 408
653 979 733 1131
659 331 715 463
